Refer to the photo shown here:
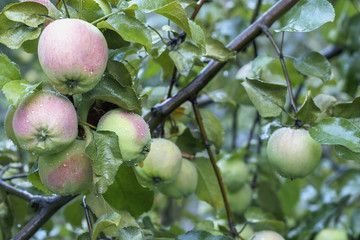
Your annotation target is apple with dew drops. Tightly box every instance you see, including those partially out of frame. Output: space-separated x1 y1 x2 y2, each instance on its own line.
38 18 108 95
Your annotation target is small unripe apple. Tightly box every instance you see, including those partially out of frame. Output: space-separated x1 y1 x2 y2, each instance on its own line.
227 183 252 215
266 127 322 179
134 138 183 184
218 159 249 193
5 106 20 146
158 158 198 198
38 140 93 195
314 228 348 240
13 90 78 155
38 18 108 95
97 109 151 163
249 231 285 240
23 0 61 25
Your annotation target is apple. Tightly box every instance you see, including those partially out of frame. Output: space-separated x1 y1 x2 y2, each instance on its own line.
314 228 348 240
134 138 183 184
12 90 78 155
5 106 20 146
97 109 151 163
266 127 322 179
249 231 285 240
38 140 93 195
23 0 61 25
158 158 198 198
218 159 249 193
38 18 108 95
227 183 252 215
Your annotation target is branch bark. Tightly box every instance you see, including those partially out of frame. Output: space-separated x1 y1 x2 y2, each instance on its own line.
147 0 300 131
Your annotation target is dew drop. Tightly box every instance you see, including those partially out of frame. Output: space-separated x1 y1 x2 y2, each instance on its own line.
63 164 67 167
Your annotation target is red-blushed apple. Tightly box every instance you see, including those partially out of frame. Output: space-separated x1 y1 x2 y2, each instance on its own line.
158 158 198 198
5 106 20 146
38 140 93 195
227 183 252 215
97 109 151 164
12 90 78 155
134 138 183 184
266 127 322 179
38 18 108 95
249 231 285 240
23 0 61 25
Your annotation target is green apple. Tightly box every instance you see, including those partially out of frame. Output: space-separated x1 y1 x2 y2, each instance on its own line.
97 109 151 164
38 140 93 195
266 127 322 179
12 90 78 155
314 228 348 240
227 183 252 215
134 138 183 184
38 18 108 95
218 159 249 193
158 158 198 198
249 231 285 240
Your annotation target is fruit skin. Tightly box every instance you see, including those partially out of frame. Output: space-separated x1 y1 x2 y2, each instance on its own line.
266 127 322 179
12 90 78 155
38 140 93 195
23 0 61 25
97 109 151 164
314 228 348 240
227 183 252 215
218 159 249 193
249 231 285 240
38 18 108 95
158 158 198 198
5 106 20 146
134 138 183 184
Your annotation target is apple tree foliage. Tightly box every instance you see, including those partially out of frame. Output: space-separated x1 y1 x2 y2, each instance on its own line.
0 0 359 239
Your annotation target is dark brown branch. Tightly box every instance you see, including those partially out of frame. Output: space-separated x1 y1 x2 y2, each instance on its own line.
82 195 93 235
191 99 239 239
147 0 300 131
190 0 205 21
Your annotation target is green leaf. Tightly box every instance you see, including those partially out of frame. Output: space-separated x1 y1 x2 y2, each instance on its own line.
241 78 287 118
294 51 331 81
251 55 275 76
84 74 141 113
169 42 202 76
176 230 233 240
334 97 360 119
276 0 335 32
64 198 83 227
189 20 205 53
117 227 146 240
309 117 360 153
277 179 300 215
92 212 122 239
0 54 21 88
107 60 132 87
103 166 154 218
194 157 224 212
67 0 106 22
204 37 233 62
27 160 52 194
199 109 224 151
334 145 360 161
244 207 285 233
98 13 152 51
4 2 48 28
152 47 175 81
2 80 41 107
84 127 123 194
296 91 321 125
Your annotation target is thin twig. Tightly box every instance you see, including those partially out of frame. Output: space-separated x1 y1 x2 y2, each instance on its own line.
167 66 179 98
191 98 239 238
190 0 205 21
231 104 239 150
79 119 97 130
243 112 261 163
61 0 70 18
82 195 93 235
148 25 169 45
260 25 298 119
91 9 123 25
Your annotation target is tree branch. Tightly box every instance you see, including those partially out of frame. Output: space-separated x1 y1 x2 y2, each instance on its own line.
147 0 300 131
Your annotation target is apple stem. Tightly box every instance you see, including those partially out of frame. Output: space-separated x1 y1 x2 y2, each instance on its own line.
191 98 239 238
79 119 97 130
